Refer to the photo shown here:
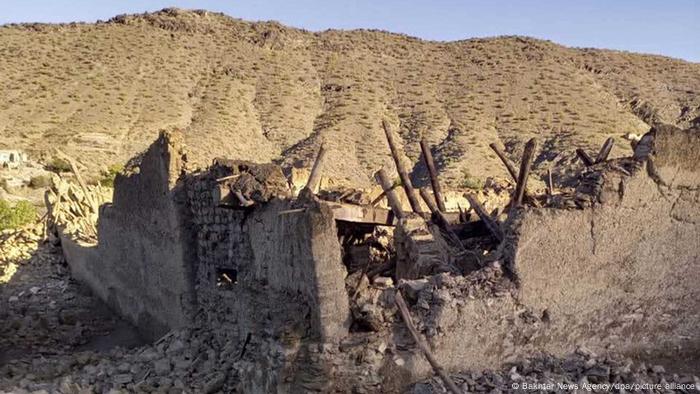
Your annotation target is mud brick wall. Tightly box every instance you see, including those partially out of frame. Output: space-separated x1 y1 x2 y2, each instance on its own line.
506 125 700 362
61 131 197 341
186 168 350 344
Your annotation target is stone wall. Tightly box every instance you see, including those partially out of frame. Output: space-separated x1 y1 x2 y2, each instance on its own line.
186 167 350 345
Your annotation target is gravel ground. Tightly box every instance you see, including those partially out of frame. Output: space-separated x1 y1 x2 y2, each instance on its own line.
411 348 700 393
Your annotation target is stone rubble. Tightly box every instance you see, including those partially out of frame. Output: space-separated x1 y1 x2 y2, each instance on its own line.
410 349 700 393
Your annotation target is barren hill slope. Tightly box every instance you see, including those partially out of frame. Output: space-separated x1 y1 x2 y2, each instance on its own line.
1 8 699 187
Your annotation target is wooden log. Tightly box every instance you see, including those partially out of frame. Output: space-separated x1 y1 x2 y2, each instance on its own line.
418 188 450 229
420 138 446 212
576 148 594 167
382 120 423 215
489 143 519 181
466 194 503 242
513 138 537 207
374 169 406 220
595 137 615 163
419 188 467 251
395 292 462 394
328 202 395 225
305 144 327 193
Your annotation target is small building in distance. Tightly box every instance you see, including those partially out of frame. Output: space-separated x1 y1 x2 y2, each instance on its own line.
0 150 28 169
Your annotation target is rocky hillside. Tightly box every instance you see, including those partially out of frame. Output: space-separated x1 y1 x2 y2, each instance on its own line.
1 8 698 186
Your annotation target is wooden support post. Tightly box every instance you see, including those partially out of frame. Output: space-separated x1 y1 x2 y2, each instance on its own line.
595 137 615 163
547 168 554 196
305 144 327 193
395 292 462 394
382 120 423 215
419 138 446 212
488 143 519 182
576 148 594 167
374 169 405 220
466 194 503 242
513 138 537 207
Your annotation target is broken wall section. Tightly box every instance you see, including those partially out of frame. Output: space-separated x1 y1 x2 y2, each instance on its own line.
61 131 197 340
186 165 351 346
507 125 700 361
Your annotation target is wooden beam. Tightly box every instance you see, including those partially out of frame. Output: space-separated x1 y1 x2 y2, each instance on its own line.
374 168 406 220
395 292 462 394
595 137 615 163
489 143 519 181
418 188 450 229
419 138 446 212
513 138 537 207
576 148 594 167
382 120 424 215
466 194 503 242
305 144 327 193
327 202 395 225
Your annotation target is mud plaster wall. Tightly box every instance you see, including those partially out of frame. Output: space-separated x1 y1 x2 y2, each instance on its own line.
187 170 350 346
508 127 700 363
62 132 197 341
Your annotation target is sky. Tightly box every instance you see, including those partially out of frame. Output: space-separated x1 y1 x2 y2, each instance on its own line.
1 0 698 62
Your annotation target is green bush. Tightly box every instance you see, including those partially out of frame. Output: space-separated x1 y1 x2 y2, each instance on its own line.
46 157 72 173
0 200 37 231
99 164 124 187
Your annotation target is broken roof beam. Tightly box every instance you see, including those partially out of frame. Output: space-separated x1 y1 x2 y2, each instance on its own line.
305 144 327 193
420 138 446 212
489 143 519 181
595 137 615 163
374 168 406 220
512 138 537 207
576 148 595 167
382 120 424 215
466 194 504 242
327 201 395 225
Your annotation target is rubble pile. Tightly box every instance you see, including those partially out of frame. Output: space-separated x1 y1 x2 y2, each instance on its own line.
411 348 700 393
0 223 45 283
45 175 112 242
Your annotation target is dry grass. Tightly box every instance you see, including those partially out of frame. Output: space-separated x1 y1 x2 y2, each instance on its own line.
0 8 698 187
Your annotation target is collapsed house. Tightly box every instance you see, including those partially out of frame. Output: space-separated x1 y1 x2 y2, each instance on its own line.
55 125 699 392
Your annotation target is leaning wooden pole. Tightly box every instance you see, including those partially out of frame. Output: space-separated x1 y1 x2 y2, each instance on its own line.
395 292 462 394
419 138 446 212
418 188 450 229
466 194 504 242
305 144 327 193
488 143 519 182
382 120 423 215
595 137 615 163
374 169 405 220
575 148 594 167
419 188 468 252
513 138 537 207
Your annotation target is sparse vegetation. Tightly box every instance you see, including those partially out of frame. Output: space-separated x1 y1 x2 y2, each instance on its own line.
0 200 37 231
99 164 124 187
0 9 697 186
